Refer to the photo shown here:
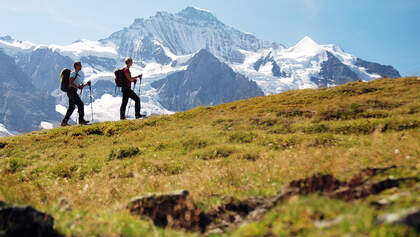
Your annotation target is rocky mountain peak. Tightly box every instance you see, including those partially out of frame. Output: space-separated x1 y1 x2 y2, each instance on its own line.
151 49 264 111
176 6 220 23
0 35 14 42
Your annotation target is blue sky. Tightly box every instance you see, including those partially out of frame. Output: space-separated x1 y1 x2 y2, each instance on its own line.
1 0 419 76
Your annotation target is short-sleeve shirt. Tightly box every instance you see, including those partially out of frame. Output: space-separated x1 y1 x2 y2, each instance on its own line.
70 72 81 88
123 67 132 88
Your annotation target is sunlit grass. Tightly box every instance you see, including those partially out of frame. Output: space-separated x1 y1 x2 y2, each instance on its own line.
0 77 419 236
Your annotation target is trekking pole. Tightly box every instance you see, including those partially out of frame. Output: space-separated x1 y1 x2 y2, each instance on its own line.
138 76 142 116
77 87 83 124
127 81 137 118
89 83 94 122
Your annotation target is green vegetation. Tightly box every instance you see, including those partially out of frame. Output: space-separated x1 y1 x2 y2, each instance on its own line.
1 77 420 236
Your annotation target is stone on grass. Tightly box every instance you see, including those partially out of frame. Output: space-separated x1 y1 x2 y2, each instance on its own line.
128 190 209 233
0 203 60 237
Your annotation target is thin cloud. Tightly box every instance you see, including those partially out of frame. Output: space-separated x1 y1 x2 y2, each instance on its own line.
1 0 113 41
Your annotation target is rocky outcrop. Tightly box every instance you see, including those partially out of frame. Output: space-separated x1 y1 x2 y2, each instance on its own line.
0 202 61 237
377 207 420 232
254 52 288 78
101 7 278 63
311 51 360 87
128 190 209 233
18 48 74 93
151 49 264 111
0 50 61 132
80 56 117 71
355 58 401 78
128 166 418 234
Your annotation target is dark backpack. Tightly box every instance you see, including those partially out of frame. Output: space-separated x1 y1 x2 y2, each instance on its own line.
60 68 71 92
114 69 125 87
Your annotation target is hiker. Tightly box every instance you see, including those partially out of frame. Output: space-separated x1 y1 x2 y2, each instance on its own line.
120 57 144 120
61 61 91 126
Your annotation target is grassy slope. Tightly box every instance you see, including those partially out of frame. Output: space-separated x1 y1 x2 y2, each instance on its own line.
1 77 420 236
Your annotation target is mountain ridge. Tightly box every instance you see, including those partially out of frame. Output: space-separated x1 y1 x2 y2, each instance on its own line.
0 7 402 133
151 49 264 111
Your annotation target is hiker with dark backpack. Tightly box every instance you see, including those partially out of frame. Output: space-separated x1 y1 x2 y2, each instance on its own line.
61 61 91 126
116 57 144 120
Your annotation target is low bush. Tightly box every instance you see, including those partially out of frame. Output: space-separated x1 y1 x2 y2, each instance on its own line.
229 131 258 143
192 145 237 160
108 146 142 160
84 126 104 136
232 151 260 161
182 138 210 151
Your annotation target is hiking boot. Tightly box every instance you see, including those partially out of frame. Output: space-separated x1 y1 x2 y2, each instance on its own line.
135 114 147 119
61 121 69 127
79 119 90 125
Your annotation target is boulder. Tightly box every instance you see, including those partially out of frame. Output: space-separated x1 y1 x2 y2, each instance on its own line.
377 207 420 232
0 203 60 237
128 190 209 232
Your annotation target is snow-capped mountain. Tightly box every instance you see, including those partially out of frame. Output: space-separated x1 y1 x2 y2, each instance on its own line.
152 49 264 111
0 123 14 137
0 50 61 133
0 7 401 134
232 36 400 94
100 6 280 64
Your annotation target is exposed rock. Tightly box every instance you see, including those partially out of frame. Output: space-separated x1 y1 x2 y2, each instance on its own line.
311 51 360 87
128 190 209 233
18 48 74 93
79 80 116 103
128 166 418 234
0 204 60 237
206 196 267 231
253 52 288 78
80 55 117 72
151 49 264 111
374 192 411 206
289 174 342 194
0 51 61 133
330 178 417 201
377 207 420 232
101 7 276 63
355 58 400 78
314 216 344 229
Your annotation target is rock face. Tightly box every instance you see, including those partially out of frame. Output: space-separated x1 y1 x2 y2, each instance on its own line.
128 190 209 233
0 50 61 132
18 48 74 93
151 49 264 111
355 58 401 78
101 6 278 63
80 80 116 103
0 203 60 237
80 56 118 72
311 52 360 87
254 52 288 78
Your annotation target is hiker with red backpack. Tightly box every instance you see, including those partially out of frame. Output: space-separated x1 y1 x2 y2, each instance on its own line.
116 57 145 120
60 61 91 126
